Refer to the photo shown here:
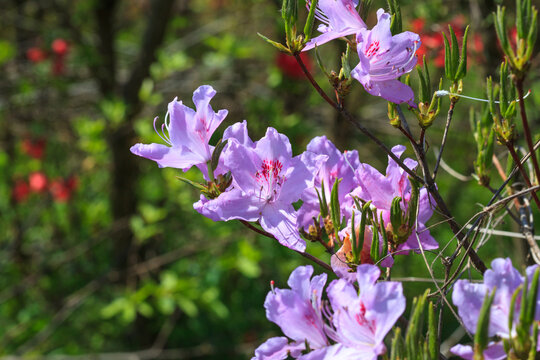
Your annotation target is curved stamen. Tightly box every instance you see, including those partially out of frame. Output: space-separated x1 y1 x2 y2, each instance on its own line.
153 117 172 145
161 123 172 144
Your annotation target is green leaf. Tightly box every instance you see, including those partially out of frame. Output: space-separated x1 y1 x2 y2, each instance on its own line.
449 25 459 80
455 25 469 80
177 296 198 317
369 227 379 262
0 40 15 66
303 0 319 42
257 33 290 53
211 139 228 172
428 302 439 360
443 32 453 81
176 176 207 191
474 289 496 357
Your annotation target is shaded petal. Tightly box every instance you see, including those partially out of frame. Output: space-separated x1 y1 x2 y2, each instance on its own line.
297 188 320 230
452 280 490 334
286 265 315 299
224 120 255 148
280 152 324 202
193 194 221 221
450 342 506 360
298 344 375 360
356 264 380 293
199 189 263 222
260 204 305 252
255 128 293 166
399 224 438 252
224 140 261 194
327 278 358 311
167 98 196 147
265 290 327 347
302 0 366 51
369 9 392 46
330 250 357 283
485 258 523 311
354 77 415 105
130 143 201 169
355 163 395 209
192 85 227 136
363 280 405 343
526 265 540 321
252 337 305 360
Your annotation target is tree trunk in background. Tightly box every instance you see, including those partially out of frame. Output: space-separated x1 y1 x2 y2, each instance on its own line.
107 0 176 278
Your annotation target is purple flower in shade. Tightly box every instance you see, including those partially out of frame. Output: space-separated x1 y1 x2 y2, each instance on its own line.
196 127 324 252
130 85 228 173
299 264 405 360
297 136 359 230
303 0 366 51
349 145 438 254
450 342 506 360
351 9 420 105
331 210 394 282
252 265 329 360
451 258 540 359
193 120 255 220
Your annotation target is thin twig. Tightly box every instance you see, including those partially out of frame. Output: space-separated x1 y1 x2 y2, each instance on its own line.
396 105 487 274
239 221 333 273
516 79 540 194
293 54 424 184
506 145 540 208
432 100 456 179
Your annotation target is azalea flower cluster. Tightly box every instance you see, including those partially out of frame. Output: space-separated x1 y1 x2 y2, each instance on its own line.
131 85 437 276
303 1 421 105
253 264 405 360
451 258 540 360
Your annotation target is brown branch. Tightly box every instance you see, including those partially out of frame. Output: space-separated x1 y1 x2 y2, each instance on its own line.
432 99 456 180
239 221 333 273
516 80 540 194
293 54 424 184
506 145 540 208
395 105 487 274
122 0 176 111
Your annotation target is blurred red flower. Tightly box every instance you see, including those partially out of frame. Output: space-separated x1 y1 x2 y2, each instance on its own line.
22 138 46 159
275 52 311 79
26 47 46 63
12 180 30 203
51 39 69 56
411 16 484 68
50 176 78 202
29 172 48 193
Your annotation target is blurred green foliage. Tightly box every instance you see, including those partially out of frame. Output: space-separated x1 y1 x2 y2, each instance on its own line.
0 0 539 359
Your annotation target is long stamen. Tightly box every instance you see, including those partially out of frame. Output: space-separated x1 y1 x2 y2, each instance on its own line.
161 124 172 143
153 117 172 145
435 89 532 103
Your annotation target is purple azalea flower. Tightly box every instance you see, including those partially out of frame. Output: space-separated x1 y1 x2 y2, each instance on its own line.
130 85 228 172
450 342 506 360
451 258 540 359
297 136 359 230
196 127 324 252
193 120 255 220
351 9 420 105
252 265 329 360
349 145 437 253
303 0 366 51
331 210 394 281
300 264 405 360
